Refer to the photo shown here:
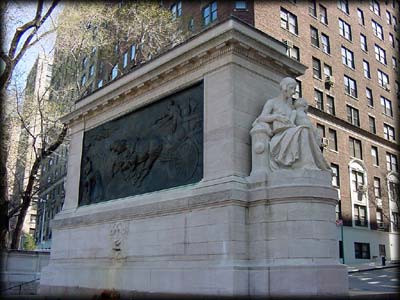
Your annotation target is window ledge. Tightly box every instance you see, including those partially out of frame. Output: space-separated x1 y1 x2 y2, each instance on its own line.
280 27 299 38
345 93 359 101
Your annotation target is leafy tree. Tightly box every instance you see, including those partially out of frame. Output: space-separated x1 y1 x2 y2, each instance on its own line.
22 233 36 250
2 1 188 249
1 0 60 249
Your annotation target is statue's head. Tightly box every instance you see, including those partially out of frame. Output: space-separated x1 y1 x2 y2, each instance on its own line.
280 77 297 91
280 77 297 99
294 98 308 111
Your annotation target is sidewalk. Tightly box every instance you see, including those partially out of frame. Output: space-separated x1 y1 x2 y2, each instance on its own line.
347 261 400 273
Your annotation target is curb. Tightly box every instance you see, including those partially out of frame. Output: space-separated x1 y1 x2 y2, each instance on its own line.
348 265 399 273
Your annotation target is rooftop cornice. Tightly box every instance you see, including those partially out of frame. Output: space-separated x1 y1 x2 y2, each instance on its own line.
61 18 306 126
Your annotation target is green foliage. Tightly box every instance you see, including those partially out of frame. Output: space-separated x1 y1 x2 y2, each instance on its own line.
22 233 36 250
51 1 189 103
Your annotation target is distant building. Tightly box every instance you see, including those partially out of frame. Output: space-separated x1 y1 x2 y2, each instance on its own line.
35 143 68 249
40 1 399 264
9 53 53 248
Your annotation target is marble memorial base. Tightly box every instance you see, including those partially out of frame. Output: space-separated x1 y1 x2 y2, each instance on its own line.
40 171 348 297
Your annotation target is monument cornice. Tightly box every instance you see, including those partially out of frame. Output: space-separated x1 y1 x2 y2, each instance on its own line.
52 182 336 230
61 18 306 128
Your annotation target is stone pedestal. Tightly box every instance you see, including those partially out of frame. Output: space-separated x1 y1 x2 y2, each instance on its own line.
39 18 348 297
248 170 348 296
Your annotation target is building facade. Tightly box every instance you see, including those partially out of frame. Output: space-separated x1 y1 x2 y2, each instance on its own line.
39 0 399 264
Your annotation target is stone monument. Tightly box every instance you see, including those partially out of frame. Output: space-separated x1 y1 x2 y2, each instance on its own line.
40 18 348 297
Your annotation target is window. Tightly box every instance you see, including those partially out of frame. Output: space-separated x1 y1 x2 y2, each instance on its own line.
328 129 338 151
331 163 340 187
203 1 217 26
339 241 344 259
378 70 390 89
352 170 365 193
338 0 349 14
312 57 321 79
323 64 332 77
363 60 371 78
381 97 392 116
130 44 136 61
295 80 302 98
374 177 381 197
369 116 376 133
366 88 373 106
310 26 319 47
280 8 298 34
170 1 182 19
286 46 300 61
30 214 36 223
341 47 354 68
360 34 368 51
82 57 88 69
89 65 95 77
235 1 247 9
347 105 360 127
389 182 399 202
349 137 362 159
317 124 325 139
327 96 335 115
372 20 384 40
123 52 128 68
371 147 379 166
370 0 380 16
344 76 357 97
111 64 118 80
319 4 328 24
379 244 386 256
81 74 87 86
339 19 352 40
188 17 195 32
374 44 387 64
389 33 394 47
392 212 400 231
357 8 365 25
386 10 392 24
314 89 323 109
386 152 398 171
377 211 384 229
354 206 368 227
308 0 316 17
321 33 330 54
384 124 395 141
392 57 397 69
355 242 370 258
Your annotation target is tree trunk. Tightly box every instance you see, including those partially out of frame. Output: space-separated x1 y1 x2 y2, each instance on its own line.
10 125 67 249
0 90 10 249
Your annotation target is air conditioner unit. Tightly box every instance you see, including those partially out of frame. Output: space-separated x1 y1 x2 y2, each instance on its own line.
325 76 335 86
321 137 330 147
357 184 367 193
384 83 391 92
376 198 383 208
284 39 294 48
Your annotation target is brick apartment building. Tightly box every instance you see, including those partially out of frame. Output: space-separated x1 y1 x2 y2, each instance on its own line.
36 0 399 263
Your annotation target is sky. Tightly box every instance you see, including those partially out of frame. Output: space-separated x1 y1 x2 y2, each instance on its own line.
3 1 62 92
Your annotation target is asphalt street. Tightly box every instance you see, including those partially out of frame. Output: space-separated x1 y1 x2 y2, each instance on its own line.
349 267 399 294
